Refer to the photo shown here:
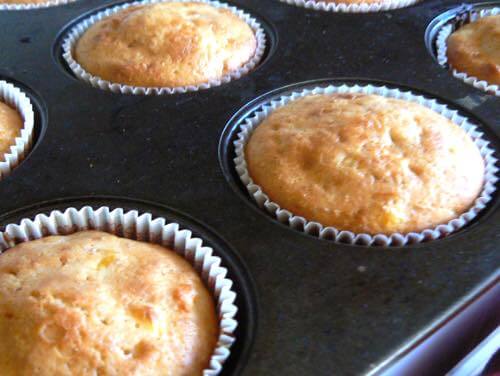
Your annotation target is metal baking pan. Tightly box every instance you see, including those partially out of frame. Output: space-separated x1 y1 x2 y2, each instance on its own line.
0 0 498 374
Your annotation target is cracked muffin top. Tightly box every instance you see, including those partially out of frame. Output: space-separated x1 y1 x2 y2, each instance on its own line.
0 231 217 376
73 2 257 87
245 93 484 234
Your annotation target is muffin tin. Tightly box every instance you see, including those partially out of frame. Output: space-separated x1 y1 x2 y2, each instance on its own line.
0 0 498 374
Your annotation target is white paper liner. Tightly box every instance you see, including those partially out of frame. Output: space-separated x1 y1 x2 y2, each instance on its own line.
0 80 35 181
234 84 499 246
277 0 421 13
436 7 500 96
62 0 266 95
0 206 238 375
0 0 76 11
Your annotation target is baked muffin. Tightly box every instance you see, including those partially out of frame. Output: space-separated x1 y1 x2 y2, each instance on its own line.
74 2 257 87
245 94 484 234
0 100 22 162
0 231 218 376
447 15 500 85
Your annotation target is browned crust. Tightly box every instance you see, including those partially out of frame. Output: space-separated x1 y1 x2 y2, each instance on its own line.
0 231 218 376
246 94 484 234
74 2 257 87
447 15 500 85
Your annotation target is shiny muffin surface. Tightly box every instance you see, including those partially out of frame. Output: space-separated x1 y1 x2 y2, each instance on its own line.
0 100 22 161
0 231 217 376
447 15 500 85
74 2 257 87
245 94 484 234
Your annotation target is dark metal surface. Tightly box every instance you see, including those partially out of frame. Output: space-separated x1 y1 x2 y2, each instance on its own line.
0 0 499 375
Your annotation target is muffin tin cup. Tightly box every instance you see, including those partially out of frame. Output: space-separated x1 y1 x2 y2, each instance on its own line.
0 0 75 11
277 0 421 13
61 0 267 95
0 206 238 376
435 6 500 96
0 80 34 181
233 83 499 247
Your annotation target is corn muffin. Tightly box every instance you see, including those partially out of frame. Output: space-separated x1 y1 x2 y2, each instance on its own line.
245 93 485 234
447 15 500 85
73 2 257 87
0 231 218 376
0 100 22 162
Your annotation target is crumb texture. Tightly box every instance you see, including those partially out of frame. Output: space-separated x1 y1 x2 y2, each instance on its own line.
0 231 217 376
246 94 485 234
447 15 500 85
74 2 257 87
0 100 22 161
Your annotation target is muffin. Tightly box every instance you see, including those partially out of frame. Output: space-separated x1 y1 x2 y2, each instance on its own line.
0 231 218 375
73 2 257 87
0 100 22 162
245 93 485 234
447 15 500 85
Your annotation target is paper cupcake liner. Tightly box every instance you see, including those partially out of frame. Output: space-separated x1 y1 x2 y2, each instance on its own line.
436 6 500 96
234 84 499 247
0 0 76 11
62 0 266 95
0 206 238 375
0 80 35 181
277 0 421 13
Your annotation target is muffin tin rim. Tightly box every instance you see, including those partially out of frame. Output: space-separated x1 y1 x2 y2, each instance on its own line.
367 270 500 375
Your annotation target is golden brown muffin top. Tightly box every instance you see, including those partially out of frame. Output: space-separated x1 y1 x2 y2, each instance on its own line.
74 2 257 87
0 231 218 376
447 15 500 85
245 94 484 234
0 100 22 161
